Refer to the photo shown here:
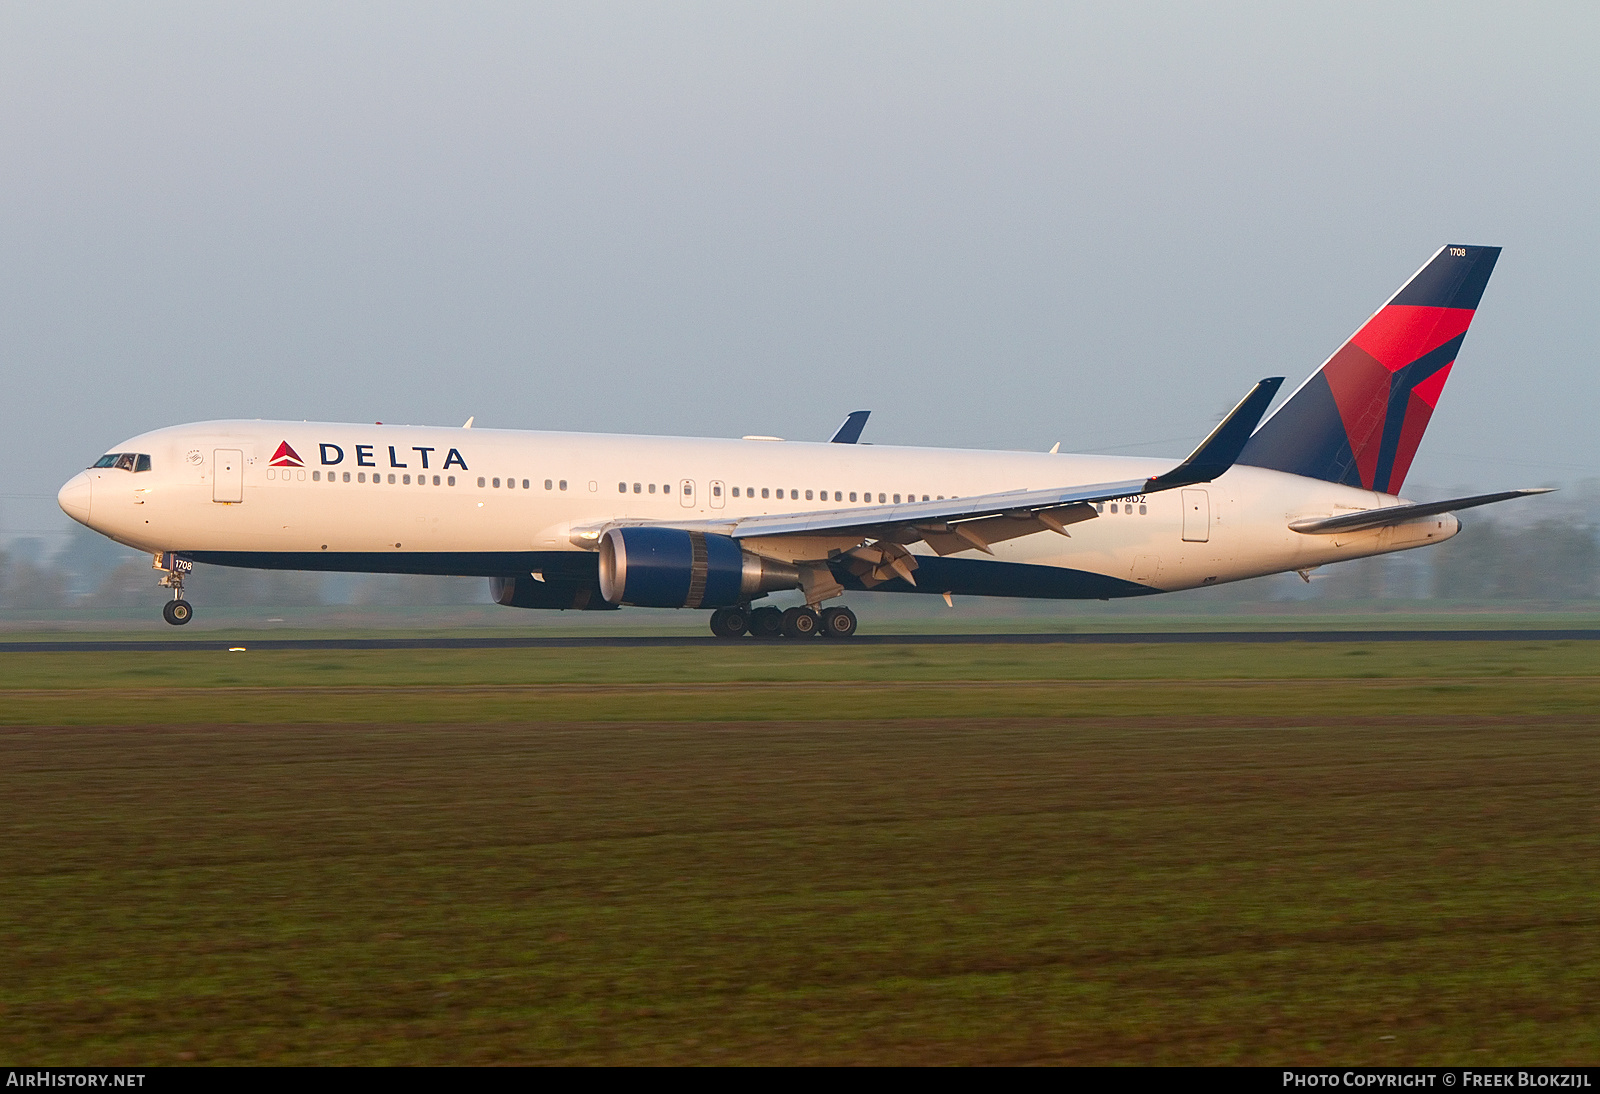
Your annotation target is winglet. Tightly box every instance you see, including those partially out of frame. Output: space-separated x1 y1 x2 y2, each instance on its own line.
1145 377 1284 492
830 411 871 444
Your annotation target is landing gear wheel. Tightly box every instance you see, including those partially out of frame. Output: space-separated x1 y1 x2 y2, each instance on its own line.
749 606 784 639
820 606 858 638
781 606 821 638
163 599 193 626
709 606 749 639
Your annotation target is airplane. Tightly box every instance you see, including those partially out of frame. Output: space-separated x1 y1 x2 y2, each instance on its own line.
57 244 1549 639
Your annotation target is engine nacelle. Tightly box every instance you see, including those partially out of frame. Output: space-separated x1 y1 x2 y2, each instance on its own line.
597 527 799 608
489 575 618 611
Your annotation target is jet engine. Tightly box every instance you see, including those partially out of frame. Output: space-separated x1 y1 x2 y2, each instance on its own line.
597 527 799 608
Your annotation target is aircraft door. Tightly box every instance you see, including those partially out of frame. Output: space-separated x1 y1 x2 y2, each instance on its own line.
679 479 696 508
1181 489 1209 542
214 449 244 503
709 480 726 509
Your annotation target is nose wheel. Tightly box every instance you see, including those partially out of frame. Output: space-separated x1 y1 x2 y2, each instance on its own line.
155 552 195 625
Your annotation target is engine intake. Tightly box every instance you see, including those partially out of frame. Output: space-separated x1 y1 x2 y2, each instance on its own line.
598 527 799 608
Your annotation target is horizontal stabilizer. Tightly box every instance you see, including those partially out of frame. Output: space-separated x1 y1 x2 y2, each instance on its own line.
830 411 871 444
1144 377 1284 491
1288 488 1553 534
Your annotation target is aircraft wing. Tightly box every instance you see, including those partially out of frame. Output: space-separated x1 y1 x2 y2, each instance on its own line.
573 378 1282 562
726 377 1281 540
1288 488 1553 534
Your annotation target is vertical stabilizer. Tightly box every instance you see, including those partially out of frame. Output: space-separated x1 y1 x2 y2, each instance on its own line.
1239 245 1500 494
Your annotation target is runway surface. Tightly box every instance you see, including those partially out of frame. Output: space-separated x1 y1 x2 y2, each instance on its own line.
3 630 1599 652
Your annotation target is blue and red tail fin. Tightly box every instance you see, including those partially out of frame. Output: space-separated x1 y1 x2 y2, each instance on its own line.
1238 245 1500 495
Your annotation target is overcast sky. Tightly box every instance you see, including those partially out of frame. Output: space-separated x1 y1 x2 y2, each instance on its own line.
3 2 1597 543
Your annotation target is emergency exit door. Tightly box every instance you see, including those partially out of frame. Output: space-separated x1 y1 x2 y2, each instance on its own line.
1181 489 1209 542
213 449 244 503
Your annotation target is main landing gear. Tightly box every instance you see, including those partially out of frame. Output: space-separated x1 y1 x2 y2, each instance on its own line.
708 604 858 640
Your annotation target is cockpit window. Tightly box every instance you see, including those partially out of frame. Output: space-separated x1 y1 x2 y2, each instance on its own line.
91 453 152 472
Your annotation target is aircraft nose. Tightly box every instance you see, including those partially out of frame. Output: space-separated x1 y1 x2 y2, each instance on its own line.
58 472 92 526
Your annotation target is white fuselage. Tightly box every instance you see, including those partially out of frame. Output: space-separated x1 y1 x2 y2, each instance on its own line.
58 419 1459 600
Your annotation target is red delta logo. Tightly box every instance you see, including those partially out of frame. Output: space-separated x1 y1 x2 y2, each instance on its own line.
269 441 305 468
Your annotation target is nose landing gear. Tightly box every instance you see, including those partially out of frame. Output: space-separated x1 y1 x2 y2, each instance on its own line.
155 552 195 626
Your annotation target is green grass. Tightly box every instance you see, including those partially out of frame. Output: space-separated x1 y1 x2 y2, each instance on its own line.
2 642 1597 1064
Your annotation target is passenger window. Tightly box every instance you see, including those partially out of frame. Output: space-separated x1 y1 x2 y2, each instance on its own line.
1140 504 1147 515
648 483 656 494
402 474 411 484
731 487 740 497
713 485 722 497
493 478 501 488
849 492 857 502
761 488 769 499
343 472 351 483
893 494 901 503
388 474 396 484
790 489 798 500
1095 502 1104 513
619 482 627 492
559 480 567 491
835 491 842 501
478 477 486 487
664 484 671 494
878 493 886 503
805 490 813 500
313 471 320 481
447 476 456 486
633 483 641 493
922 495 929 501
358 472 367 483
